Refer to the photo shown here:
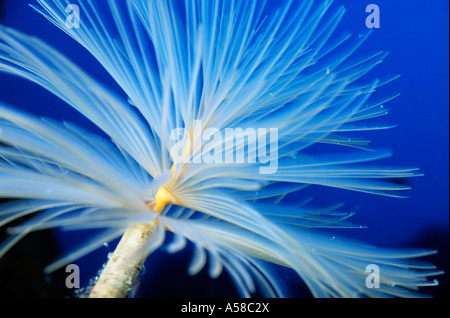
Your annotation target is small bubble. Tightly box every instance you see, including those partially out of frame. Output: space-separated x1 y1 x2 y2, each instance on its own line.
126 277 133 286
140 264 147 276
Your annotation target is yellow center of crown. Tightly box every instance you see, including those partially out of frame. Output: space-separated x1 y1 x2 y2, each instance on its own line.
153 186 179 213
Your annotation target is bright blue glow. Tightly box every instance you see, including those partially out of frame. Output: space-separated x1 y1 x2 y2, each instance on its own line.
0 0 447 298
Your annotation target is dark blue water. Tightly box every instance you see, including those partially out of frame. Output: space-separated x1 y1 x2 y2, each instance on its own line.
0 0 448 298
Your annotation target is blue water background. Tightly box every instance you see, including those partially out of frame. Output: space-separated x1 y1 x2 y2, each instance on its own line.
0 0 448 297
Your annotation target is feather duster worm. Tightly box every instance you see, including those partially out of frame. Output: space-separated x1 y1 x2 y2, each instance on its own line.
0 0 443 297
